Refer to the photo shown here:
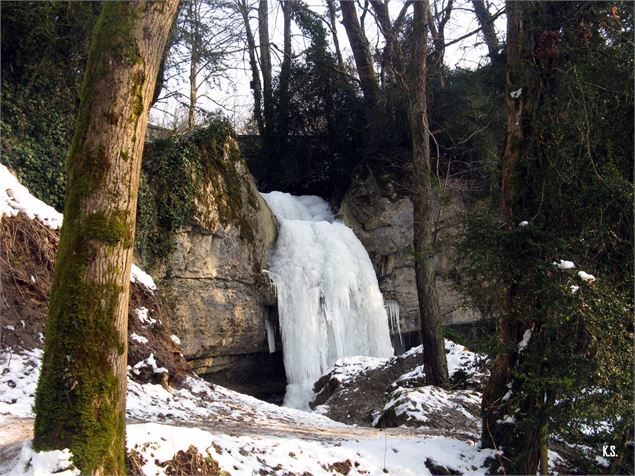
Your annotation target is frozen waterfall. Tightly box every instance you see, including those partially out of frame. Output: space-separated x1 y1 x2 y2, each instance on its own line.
261 191 394 409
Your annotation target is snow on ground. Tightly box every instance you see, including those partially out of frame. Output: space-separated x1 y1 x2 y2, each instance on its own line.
0 164 62 230
1 344 498 475
126 422 496 476
6 442 78 476
0 164 156 292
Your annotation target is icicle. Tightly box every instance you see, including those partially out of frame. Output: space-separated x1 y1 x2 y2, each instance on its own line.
261 191 394 409
265 318 276 354
385 299 403 346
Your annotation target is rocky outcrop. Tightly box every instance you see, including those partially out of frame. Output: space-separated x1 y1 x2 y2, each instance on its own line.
338 169 480 346
139 126 284 398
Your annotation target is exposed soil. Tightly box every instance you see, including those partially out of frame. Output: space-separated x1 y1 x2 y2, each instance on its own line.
310 352 421 427
0 212 192 387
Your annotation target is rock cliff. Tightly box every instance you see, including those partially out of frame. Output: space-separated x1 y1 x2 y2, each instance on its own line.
138 124 283 399
338 168 480 350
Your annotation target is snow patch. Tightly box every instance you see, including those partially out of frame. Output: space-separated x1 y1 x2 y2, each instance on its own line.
578 271 596 282
518 326 533 352
0 164 63 229
553 259 575 270
130 333 149 345
6 441 78 476
134 307 156 325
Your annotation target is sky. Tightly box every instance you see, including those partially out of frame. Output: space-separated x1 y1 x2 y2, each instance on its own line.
149 0 506 131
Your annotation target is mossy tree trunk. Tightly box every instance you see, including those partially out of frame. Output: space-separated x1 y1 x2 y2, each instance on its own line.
33 2 178 475
407 0 449 388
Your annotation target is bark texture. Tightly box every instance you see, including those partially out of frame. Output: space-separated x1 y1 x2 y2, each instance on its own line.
33 2 178 474
237 0 264 136
481 3 527 454
188 0 201 128
258 0 273 137
471 0 501 60
340 0 379 113
408 0 449 388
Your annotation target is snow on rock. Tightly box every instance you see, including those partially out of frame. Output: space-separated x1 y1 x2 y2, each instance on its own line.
1 345 500 476
374 386 481 436
0 164 63 230
399 340 485 386
6 441 78 476
578 270 596 282
553 259 575 270
319 356 388 386
261 192 393 409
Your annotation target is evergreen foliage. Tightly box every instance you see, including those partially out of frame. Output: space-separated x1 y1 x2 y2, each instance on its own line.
1 2 100 211
136 119 248 273
458 3 633 472
252 0 366 197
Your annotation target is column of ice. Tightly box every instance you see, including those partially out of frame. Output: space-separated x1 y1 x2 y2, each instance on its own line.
261 191 394 409
385 299 403 346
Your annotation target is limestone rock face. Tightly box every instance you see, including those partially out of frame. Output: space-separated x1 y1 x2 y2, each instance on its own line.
141 131 282 397
339 170 480 343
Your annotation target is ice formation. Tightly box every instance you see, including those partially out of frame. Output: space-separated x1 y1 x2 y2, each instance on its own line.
261 191 393 409
385 299 403 346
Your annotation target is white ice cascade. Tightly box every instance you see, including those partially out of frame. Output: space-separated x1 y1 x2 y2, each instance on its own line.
261 191 394 409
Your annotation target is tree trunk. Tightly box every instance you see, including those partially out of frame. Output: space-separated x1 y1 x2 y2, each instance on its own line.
481 2 526 453
369 0 403 87
277 0 292 154
428 0 453 89
33 2 178 474
237 0 264 136
326 0 344 70
408 0 449 388
340 0 379 114
258 0 273 139
539 423 549 475
471 0 501 61
188 0 200 129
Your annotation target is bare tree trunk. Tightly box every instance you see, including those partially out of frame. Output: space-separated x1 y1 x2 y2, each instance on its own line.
340 0 379 113
277 0 292 153
428 0 454 88
258 0 273 137
33 2 178 474
471 0 501 61
370 0 403 86
237 0 264 136
188 0 201 129
326 0 344 70
408 0 449 388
